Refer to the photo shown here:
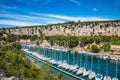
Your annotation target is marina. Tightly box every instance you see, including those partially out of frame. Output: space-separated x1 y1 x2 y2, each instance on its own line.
26 52 84 80
22 44 120 80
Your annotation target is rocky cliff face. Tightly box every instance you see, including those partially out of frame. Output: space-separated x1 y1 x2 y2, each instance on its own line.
5 21 120 36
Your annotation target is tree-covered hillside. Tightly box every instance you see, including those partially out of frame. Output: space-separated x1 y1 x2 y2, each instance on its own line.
0 31 61 80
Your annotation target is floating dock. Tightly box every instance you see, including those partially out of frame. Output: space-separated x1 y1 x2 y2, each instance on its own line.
26 53 85 80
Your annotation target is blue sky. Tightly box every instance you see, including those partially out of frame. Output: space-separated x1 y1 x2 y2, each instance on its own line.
0 0 120 26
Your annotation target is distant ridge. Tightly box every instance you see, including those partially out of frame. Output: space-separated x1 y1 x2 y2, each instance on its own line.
3 20 120 36
0 24 16 28
0 20 120 29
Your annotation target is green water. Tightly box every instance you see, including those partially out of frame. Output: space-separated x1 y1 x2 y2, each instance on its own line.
23 44 120 80
26 53 79 80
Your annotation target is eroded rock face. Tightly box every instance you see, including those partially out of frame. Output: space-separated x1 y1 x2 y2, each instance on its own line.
5 21 120 36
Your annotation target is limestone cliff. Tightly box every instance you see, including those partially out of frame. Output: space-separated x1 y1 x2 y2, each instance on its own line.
5 21 120 36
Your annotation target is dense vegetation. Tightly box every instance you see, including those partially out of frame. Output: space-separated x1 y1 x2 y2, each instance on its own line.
14 34 120 53
0 31 62 80
46 35 120 52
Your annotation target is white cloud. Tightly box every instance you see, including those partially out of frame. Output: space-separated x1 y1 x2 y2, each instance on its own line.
0 13 65 26
93 8 97 11
0 4 17 9
0 12 111 26
0 20 41 26
70 0 80 5
43 14 110 21
30 12 110 21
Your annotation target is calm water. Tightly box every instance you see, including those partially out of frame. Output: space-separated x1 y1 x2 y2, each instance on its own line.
26 53 78 80
22 44 120 80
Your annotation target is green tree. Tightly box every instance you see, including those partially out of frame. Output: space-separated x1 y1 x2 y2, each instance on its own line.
30 35 38 41
94 36 101 44
0 42 59 80
80 37 88 47
67 36 79 48
102 43 110 52
11 42 21 50
90 45 100 53
58 72 63 80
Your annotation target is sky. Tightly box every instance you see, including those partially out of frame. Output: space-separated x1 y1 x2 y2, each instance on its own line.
0 0 120 27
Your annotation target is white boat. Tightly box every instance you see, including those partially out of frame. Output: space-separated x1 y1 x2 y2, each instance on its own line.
104 58 111 80
72 68 78 73
69 65 75 71
83 70 89 77
49 59 57 64
69 51 78 71
58 63 63 67
42 57 47 60
65 65 71 70
82 53 88 77
76 67 86 75
112 59 119 80
104 76 112 80
58 49 63 66
63 63 70 70
45 57 51 60
56 61 62 65
59 61 66 68
76 53 85 75
112 78 119 80
103 56 108 60
69 65 78 71
95 74 103 80
95 56 103 80
83 70 95 77
88 54 96 79
65 51 70 70
72 53 79 73
89 71 96 80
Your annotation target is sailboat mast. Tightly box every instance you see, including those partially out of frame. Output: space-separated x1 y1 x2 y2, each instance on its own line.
80 53 82 67
84 54 87 68
91 55 93 70
52 48 54 59
71 51 74 65
60 42 62 61
74 52 76 65
106 59 108 76
74 52 75 65
60 49 62 61
43 47 45 57
76 53 78 65
68 52 69 64
116 59 118 78
98 58 100 73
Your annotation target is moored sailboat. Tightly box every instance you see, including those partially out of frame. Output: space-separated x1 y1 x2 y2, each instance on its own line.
69 52 79 71
112 58 119 80
83 54 89 77
88 54 96 80
103 58 111 80
76 53 86 75
95 58 103 80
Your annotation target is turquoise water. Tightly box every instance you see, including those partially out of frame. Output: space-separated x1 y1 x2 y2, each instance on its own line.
26 53 78 80
22 44 120 80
